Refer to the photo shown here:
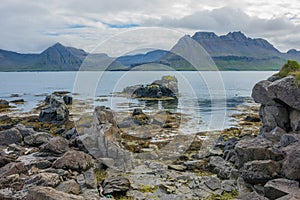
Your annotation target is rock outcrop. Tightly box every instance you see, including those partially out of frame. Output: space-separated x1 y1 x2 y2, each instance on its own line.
122 76 178 99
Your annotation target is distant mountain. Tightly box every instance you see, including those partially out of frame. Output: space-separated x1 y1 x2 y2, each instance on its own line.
0 31 300 71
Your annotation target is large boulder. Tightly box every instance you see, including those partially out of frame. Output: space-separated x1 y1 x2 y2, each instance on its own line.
252 80 276 106
0 128 23 145
41 137 69 154
39 94 69 124
281 149 300 180
79 106 134 171
52 150 94 172
241 160 281 184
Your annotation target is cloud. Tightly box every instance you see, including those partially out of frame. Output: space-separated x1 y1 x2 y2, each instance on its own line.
0 0 300 53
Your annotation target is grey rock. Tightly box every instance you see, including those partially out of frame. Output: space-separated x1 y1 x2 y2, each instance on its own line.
263 126 286 142
208 156 232 179
79 106 133 171
264 178 299 200
102 175 130 195
235 136 273 168
252 80 276 105
259 105 290 133
282 149 300 180
56 179 81 195
238 191 268 200
221 180 236 192
84 168 97 189
24 132 52 146
204 176 221 191
52 150 94 172
39 94 69 124
0 162 27 177
25 172 60 188
17 154 53 169
15 124 36 137
41 137 69 154
279 134 299 147
25 186 85 200
290 109 300 131
0 128 22 145
241 160 281 184
267 76 300 110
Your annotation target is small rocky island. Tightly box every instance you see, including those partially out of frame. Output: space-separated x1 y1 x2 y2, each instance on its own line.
122 75 178 100
0 62 299 199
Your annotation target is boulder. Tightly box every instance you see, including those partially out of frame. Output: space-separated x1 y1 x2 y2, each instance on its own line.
0 128 23 145
24 132 52 146
241 160 281 184
0 162 27 177
238 191 268 200
208 156 233 179
14 124 36 138
25 186 84 200
41 137 69 154
259 105 290 133
39 94 69 124
263 126 287 142
264 178 299 200
267 76 300 110
56 179 81 195
63 95 73 105
252 80 276 105
24 172 60 188
79 106 133 171
279 134 299 147
235 136 273 168
289 109 300 131
204 176 221 191
83 168 97 189
281 149 300 180
52 150 94 172
102 175 130 195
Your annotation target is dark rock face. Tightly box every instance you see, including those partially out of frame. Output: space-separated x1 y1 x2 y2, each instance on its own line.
39 94 69 124
123 76 178 99
63 95 73 105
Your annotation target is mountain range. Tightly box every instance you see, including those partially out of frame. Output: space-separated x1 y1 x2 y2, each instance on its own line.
1 31 300 71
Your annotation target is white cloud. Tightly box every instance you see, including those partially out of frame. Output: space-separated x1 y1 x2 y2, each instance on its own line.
0 0 300 53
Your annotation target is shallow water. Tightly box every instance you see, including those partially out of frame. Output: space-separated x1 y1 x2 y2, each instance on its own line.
0 71 274 132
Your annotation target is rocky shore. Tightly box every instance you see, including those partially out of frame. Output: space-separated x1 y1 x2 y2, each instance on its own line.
0 69 299 199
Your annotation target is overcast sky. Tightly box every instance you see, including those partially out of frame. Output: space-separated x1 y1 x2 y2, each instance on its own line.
1 0 300 54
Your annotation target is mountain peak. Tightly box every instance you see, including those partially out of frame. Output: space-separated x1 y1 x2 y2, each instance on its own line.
192 32 218 39
225 31 247 41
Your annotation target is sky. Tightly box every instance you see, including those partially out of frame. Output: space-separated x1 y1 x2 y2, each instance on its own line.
1 0 300 54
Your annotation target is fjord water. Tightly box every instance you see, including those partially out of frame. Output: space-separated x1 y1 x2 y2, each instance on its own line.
0 71 274 131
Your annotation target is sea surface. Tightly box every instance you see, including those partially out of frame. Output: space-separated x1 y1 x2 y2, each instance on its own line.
0 71 275 132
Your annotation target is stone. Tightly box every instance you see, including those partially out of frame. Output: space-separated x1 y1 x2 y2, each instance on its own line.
259 105 290 133
264 178 299 200
221 180 236 192
168 165 187 171
0 99 9 108
252 80 276 105
52 150 94 172
102 175 130 195
267 76 300 110
282 149 300 180
41 137 69 154
24 132 52 146
204 176 221 191
39 94 69 124
0 128 23 145
63 95 73 105
290 109 300 131
56 179 81 195
263 126 287 142
79 106 133 171
25 186 84 200
16 154 53 169
15 124 36 137
238 191 268 200
279 134 299 147
24 172 60 188
208 156 232 179
62 128 78 140
0 162 27 177
235 136 273 168
241 160 281 184
84 168 97 189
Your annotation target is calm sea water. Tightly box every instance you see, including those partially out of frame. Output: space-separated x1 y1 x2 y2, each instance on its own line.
0 71 274 131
